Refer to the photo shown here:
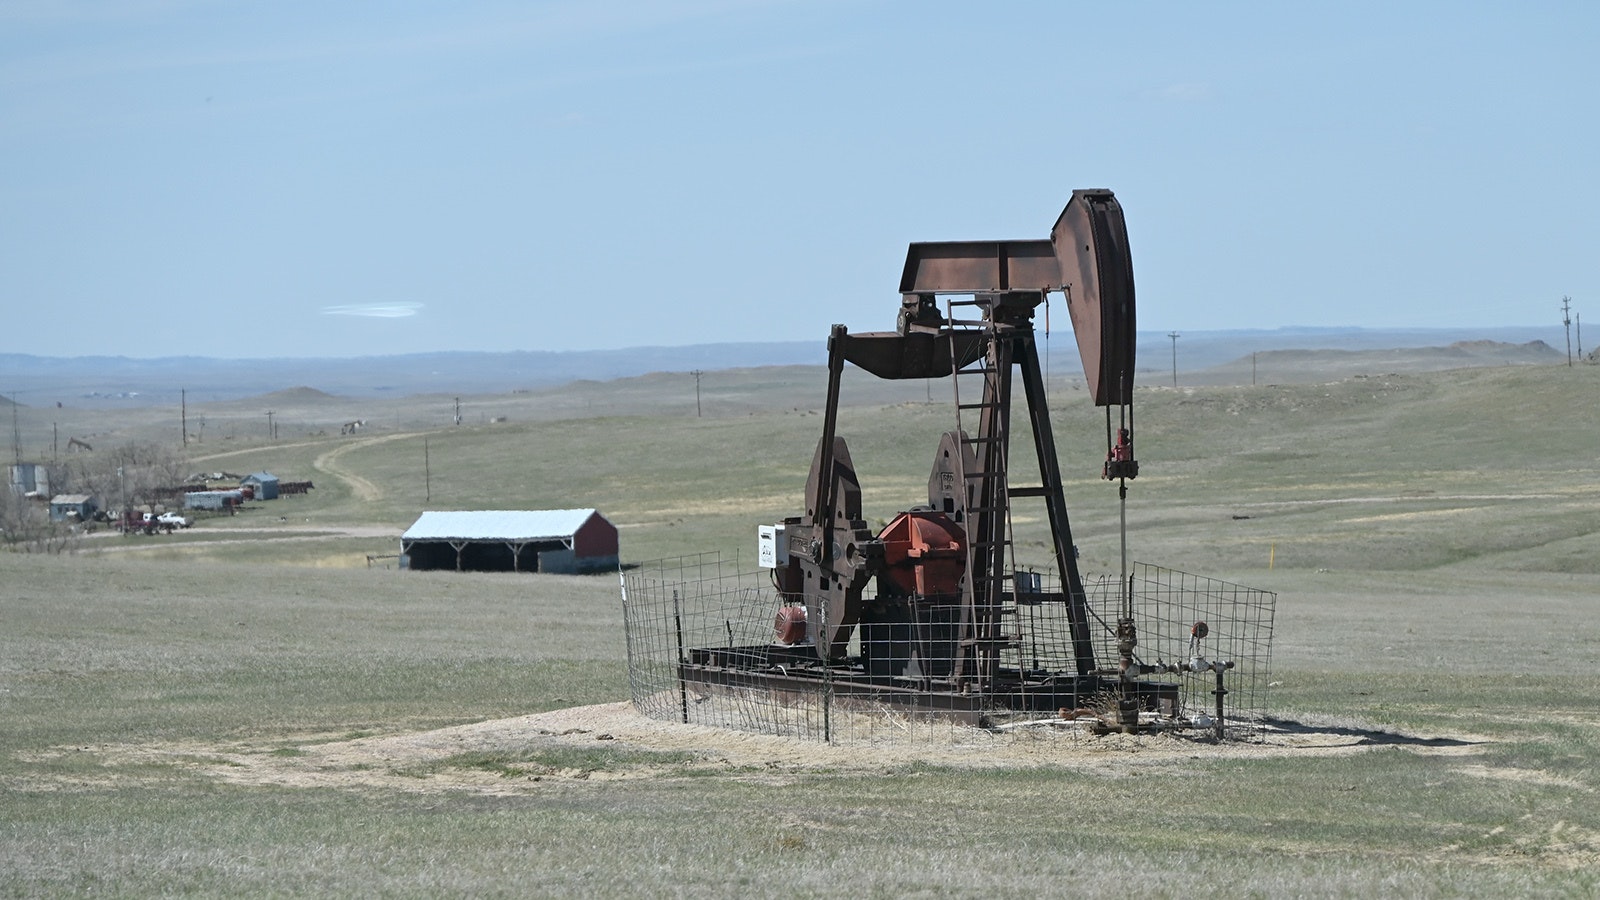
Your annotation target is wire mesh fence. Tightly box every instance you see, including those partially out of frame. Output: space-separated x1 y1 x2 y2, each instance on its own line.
1121 563 1278 736
621 553 1275 743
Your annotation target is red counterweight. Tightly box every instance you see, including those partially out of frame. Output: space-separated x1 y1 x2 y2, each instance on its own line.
878 510 966 598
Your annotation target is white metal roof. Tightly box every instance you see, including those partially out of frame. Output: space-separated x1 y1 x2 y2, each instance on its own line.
402 509 602 542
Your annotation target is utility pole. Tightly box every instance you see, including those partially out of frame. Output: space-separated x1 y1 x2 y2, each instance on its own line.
1167 332 1180 388
181 389 188 447
1252 352 1257 387
10 391 20 467
1578 313 1584 360
266 410 276 440
453 397 461 426
1562 296 1573 366
424 437 431 503
690 370 704 418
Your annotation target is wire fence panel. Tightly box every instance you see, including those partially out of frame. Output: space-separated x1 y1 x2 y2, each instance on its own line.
1126 562 1277 738
622 553 1275 743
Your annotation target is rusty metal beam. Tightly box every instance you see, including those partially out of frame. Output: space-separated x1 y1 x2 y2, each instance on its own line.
835 330 987 380
898 239 1058 294
894 189 1135 406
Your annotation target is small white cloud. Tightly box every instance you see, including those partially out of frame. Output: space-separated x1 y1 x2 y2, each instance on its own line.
321 303 423 318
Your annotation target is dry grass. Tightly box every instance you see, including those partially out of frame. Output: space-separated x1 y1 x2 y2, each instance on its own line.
3 358 1599 895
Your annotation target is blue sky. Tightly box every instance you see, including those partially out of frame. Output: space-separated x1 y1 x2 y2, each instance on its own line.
2 1 1595 358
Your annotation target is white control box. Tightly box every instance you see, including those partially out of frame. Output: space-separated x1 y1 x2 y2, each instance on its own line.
757 523 788 568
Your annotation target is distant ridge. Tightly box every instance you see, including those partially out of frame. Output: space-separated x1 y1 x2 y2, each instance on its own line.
0 326 1570 408
252 386 341 404
0 342 820 408
1243 339 1562 365
1181 339 1566 386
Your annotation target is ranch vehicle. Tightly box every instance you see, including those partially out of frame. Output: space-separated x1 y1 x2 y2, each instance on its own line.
116 511 177 535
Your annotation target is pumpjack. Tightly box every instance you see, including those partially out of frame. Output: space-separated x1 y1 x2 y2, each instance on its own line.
685 189 1181 724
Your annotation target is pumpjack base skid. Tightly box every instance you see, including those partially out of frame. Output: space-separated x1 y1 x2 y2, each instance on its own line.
680 646 1179 728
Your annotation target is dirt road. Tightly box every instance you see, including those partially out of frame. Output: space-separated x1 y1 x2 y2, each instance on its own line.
313 432 419 502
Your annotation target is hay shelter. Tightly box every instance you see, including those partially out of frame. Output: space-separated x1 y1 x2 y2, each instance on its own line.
401 509 619 574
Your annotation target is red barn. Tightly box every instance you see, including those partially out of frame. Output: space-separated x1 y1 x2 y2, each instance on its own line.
401 509 619 574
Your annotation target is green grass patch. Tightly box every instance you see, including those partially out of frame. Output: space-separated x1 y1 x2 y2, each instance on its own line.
406 746 698 779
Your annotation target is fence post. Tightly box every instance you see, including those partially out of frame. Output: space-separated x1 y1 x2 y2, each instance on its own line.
821 594 833 743
672 589 689 725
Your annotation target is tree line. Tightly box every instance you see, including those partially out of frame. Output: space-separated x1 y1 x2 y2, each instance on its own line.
2 441 189 553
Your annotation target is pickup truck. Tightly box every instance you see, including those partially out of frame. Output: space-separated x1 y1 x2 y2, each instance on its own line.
155 512 191 528
117 512 169 534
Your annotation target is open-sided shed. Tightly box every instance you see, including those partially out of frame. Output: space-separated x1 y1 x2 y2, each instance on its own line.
401 509 619 574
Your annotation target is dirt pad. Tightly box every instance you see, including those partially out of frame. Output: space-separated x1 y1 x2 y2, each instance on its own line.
40 702 1490 798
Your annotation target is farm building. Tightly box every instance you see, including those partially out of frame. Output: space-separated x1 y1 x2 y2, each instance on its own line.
401 509 619 574
242 472 280 500
10 463 58 498
49 494 98 522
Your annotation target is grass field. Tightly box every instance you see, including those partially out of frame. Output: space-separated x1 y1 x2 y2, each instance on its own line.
3 356 1598 896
